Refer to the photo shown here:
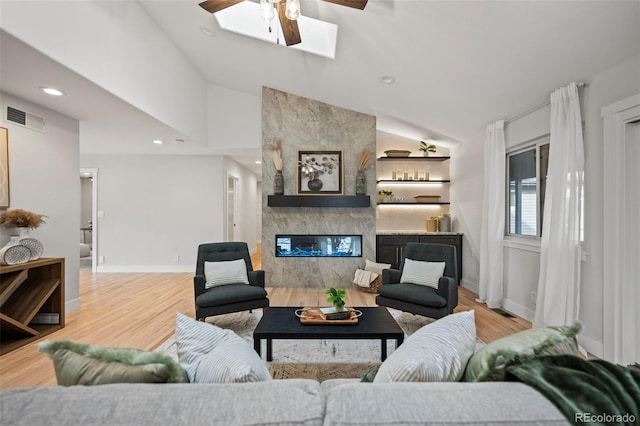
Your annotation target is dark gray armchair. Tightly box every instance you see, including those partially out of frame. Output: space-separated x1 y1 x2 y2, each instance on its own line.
194 242 269 320
376 243 458 319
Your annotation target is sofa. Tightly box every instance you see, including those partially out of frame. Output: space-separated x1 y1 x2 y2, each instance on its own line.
0 379 569 426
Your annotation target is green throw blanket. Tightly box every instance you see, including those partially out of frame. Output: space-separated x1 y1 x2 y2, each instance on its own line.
505 355 640 426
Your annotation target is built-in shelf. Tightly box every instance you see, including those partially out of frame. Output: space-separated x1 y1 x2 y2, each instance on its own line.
377 202 450 205
377 156 450 162
268 195 371 208
377 179 450 183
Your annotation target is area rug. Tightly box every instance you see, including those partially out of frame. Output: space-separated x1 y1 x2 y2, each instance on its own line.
157 310 484 381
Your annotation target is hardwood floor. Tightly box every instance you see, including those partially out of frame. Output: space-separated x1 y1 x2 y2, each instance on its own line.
0 249 531 389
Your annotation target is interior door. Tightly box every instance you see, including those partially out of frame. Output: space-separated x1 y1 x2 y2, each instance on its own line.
226 174 239 242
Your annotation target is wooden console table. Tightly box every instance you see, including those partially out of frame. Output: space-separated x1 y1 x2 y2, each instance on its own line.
0 258 65 355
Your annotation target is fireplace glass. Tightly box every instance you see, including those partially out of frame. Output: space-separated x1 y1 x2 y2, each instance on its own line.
276 235 362 257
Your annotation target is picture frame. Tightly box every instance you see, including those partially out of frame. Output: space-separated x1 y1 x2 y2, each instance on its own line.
297 150 343 195
0 127 9 208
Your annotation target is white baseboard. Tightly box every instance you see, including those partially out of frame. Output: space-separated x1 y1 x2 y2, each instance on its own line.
578 334 604 359
502 298 535 322
461 278 479 294
65 297 81 313
97 265 193 273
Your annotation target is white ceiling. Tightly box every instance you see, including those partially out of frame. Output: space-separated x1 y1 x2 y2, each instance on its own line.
1 1 639 177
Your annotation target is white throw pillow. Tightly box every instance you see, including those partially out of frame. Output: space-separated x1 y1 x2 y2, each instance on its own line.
204 259 249 289
373 310 476 383
365 259 391 275
400 258 446 289
174 313 271 383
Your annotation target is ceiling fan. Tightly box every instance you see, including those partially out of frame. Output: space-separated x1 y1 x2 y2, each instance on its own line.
199 0 368 46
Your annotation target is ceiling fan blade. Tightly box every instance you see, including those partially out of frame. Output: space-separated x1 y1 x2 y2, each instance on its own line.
322 0 368 10
198 0 244 14
276 1 302 46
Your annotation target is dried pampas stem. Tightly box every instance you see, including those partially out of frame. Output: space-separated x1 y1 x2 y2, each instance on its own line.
356 149 372 171
266 139 283 171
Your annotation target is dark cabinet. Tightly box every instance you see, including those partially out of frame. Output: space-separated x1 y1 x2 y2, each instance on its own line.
376 234 463 284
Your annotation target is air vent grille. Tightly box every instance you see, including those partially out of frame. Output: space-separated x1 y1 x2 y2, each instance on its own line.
4 105 45 131
6 106 26 125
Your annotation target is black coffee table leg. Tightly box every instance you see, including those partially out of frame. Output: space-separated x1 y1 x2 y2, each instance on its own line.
381 339 387 361
266 339 273 361
253 338 261 357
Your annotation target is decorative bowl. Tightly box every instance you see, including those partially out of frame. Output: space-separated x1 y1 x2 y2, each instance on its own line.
384 150 412 157
414 195 441 203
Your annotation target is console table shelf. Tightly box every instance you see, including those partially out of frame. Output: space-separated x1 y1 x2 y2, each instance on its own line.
377 156 450 162
0 258 65 355
268 195 370 208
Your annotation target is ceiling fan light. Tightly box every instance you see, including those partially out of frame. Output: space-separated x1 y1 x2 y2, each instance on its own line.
259 0 274 21
285 0 301 20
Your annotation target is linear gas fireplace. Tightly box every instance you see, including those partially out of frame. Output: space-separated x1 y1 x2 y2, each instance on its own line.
276 235 362 258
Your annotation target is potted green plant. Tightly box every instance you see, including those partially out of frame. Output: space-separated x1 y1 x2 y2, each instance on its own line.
419 141 437 156
325 287 347 311
378 189 393 203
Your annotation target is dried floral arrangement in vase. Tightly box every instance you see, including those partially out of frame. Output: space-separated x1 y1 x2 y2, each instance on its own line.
355 149 372 196
266 139 284 195
0 209 46 229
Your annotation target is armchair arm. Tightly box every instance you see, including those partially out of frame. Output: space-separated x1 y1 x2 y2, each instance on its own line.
382 269 402 285
248 270 265 288
194 275 206 298
436 276 458 313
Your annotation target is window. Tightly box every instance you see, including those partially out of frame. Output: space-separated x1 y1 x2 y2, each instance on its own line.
507 141 549 237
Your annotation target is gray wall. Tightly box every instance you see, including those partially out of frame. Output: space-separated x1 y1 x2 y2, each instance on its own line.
261 87 376 288
451 54 640 357
0 92 81 311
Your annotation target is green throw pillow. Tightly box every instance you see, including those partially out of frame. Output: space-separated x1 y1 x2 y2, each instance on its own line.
360 368 379 382
463 323 581 382
38 340 188 386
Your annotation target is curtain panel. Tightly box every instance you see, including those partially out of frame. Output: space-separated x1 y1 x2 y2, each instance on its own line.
478 120 505 309
534 82 584 327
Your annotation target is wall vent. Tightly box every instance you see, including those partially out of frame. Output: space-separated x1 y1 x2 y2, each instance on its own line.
4 105 45 131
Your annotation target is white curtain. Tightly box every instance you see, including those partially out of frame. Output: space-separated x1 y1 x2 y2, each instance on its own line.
534 82 584 327
478 120 505 309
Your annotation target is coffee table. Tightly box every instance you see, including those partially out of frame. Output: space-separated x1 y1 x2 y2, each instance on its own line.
253 306 404 361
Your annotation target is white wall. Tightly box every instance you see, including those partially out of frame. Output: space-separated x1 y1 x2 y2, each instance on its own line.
207 84 261 149
80 154 226 272
0 92 81 312
0 0 208 144
452 54 640 357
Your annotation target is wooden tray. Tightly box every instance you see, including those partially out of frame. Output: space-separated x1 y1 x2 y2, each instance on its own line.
296 307 360 325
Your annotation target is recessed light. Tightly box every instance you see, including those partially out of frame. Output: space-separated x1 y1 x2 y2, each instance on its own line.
255 160 262 164
153 139 164 145
200 26 216 37
380 75 396 84
174 138 185 144
41 87 64 96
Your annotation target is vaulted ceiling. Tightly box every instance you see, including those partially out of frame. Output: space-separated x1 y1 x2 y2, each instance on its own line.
1 1 639 176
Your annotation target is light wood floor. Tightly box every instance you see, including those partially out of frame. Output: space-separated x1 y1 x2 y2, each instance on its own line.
0 250 530 389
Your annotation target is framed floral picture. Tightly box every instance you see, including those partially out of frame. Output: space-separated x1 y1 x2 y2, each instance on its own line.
297 150 343 195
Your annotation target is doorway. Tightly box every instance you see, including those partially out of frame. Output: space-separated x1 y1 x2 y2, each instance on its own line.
602 94 639 364
226 173 239 242
79 168 98 272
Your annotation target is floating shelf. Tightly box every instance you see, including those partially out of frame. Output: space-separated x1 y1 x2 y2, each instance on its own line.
268 195 371 208
377 179 450 183
377 156 450 161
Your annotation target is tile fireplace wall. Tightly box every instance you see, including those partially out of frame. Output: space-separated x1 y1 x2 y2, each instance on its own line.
262 87 376 288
